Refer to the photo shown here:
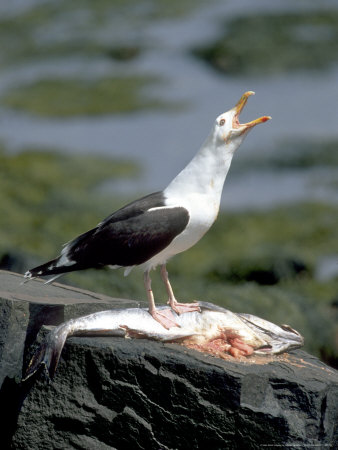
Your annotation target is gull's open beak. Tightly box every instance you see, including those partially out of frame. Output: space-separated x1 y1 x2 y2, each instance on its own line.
233 91 271 131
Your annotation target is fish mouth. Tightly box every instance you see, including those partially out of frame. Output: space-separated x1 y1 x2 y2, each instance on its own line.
242 318 304 355
232 91 271 131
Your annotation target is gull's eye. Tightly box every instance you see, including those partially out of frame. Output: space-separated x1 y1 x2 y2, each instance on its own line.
219 119 225 126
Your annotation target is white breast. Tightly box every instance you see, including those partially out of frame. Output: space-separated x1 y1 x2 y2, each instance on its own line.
141 138 233 272
143 192 219 271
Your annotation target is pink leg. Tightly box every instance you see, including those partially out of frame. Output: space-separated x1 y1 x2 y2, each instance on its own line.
160 264 200 315
144 271 179 329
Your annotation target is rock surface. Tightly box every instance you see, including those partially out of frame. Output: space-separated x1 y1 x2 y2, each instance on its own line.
0 270 337 449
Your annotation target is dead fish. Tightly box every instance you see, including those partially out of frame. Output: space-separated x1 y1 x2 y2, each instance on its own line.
23 302 303 380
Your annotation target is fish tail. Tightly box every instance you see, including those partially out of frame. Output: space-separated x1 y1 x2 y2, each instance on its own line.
23 326 68 381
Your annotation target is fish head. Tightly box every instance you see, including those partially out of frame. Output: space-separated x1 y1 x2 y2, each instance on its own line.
238 313 304 354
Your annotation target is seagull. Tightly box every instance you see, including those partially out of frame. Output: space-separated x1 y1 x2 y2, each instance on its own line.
24 91 270 329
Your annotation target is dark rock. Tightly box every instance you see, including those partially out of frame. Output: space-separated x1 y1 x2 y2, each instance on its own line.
0 270 337 449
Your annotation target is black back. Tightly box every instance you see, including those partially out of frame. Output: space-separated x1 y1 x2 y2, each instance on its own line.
65 192 190 268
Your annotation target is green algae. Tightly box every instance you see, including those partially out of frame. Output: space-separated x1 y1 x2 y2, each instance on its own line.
234 139 338 172
2 76 173 117
0 0 196 117
0 147 139 256
194 11 338 75
0 0 201 68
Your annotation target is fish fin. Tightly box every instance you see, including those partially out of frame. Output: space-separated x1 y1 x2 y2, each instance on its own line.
23 327 68 381
119 325 148 339
22 340 51 381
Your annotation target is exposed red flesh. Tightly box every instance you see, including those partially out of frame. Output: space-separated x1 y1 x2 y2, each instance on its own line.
182 332 254 360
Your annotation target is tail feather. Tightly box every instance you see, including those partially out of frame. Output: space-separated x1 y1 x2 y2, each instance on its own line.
24 256 78 281
24 227 100 282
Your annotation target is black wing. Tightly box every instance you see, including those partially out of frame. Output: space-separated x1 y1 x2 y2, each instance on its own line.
65 196 190 268
27 192 190 277
100 191 167 225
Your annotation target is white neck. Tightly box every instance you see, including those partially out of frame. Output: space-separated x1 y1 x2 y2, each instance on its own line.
164 132 235 205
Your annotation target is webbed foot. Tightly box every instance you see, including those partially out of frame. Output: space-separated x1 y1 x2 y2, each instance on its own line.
169 300 200 315
150 308 180 329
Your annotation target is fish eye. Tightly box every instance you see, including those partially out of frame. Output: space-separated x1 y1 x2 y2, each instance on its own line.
219 119 225 126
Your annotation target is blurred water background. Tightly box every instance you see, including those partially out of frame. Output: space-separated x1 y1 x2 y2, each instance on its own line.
0 0 337 365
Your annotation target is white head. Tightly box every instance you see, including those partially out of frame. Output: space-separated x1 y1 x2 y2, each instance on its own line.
165 91 271 198
209 91 271 154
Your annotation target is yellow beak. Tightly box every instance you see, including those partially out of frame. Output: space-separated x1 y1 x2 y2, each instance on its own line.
233 91 271 130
